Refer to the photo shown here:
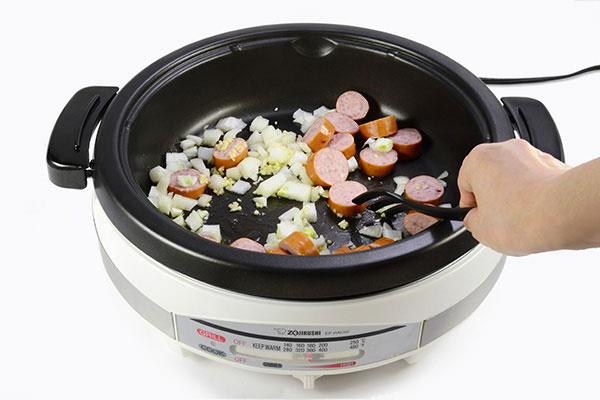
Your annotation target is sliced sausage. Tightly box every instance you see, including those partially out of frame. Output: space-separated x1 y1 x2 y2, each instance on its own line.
213 137 248 170
302 117 335 152
402 211 440 235
168 169 209 199
404 175 444 205
368 237 395 248
351 244 370 252
388 128 423 160
359 116 398 139
358 147 398 177
336 91 369 120
324 112 360 135
267 247 289 255
328 180 367 217
325 133 356 159
230 238 266 253
332 245 351 254
278 231 320 255
305 148 349 187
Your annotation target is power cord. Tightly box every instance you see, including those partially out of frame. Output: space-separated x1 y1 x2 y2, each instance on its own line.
480 65 600 84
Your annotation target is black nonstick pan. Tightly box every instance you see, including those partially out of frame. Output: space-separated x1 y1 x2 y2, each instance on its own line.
47 24 563 300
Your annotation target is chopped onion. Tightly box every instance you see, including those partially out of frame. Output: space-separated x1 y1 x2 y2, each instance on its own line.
148 185 160 199
172 194 198 211
313 105 333 118
172 215 185 227
438 179 447 187
288 151 308 166
166 152 190 171
183 146 198 159
269 144 292 164
393 176 410 185
292 108 313 125
338 220 349 229
216 116 246 132
382 222 403 241
289 161 304 176
362 138 376 149
227 180 252 195
311 235 326 248
238 157 261 181
253 196 268 208
298 167 314 185
302 202 317 223
287 142 300 152
197 194 212 208
185 211 204 231
148 196 158 208
196 147 214 162
359 224 383 238
300 118 316 134
347 157 358 172
439 203 452 208
311 186 324 202
226 166 242 181
280 131 297 144
277 220 300 239
279 207 301 221
189 158 210 176
223 128 241 141
185 135 204 146
254 172 287 198
277 181 312 203
250 116 269 132
264 242 280 251
261 125 281 148
170 207 183 218
156 174 171 194
320 249 332 255
157 194 172 215
297 142 313 154
202 129 223 147
177 174 198 188
179 138 196 150
247 131 263 145
208 174 227 195
197 224 222 243
437 170 449 180
149 166 167 183
369 138 393 152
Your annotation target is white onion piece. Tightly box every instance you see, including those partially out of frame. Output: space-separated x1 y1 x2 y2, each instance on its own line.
149 166 167 183
292 108 313 125
156 174 171 194
394 184 407 195
238 157 261 181
287 142 300 152
227 180 252 195
202 129 223 147
382 222 403 241
280 131 296 144
226 166 242 181
320 249 332 255
253 196 268 208
347 157 358 172
438 179 447 187
362 138 376 148
183 146 198 159
393 176 410 185
197 194 212 208
298 167 313 185
437 170 449 180
277 181 312 203
254 172 287 198
166 152 190 171
185 211 204 231
369 138 393 152
269 145 291 164
250 116 269 132
289 161 303 176
197 224 221 243
359 224 383 238
179 138 196 150
148 196 158 208
311 235 326 248
300 117 316 134
196 147 214 162
170 207 183 218
310 186 324 202
297 142 313 154
185 135 204 146
247 131 263 145
261 125 281 148
277 220 300 239
302 202 317 223
172 215 185 227
189 158 210 176
223 128 241 141
278 207 301 221
177 174 197 188
148 186 160 199
264 242 280 251
216 116 246 132
208 174 227 194
312 105 333 118
439 203 452 208
157 194 172 215
288 151 308 166
172 194 197 211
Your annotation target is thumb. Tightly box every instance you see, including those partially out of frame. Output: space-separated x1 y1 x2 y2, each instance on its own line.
462 207 480 234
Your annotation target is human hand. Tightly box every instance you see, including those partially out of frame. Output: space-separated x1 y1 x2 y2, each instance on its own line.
458 139 571 256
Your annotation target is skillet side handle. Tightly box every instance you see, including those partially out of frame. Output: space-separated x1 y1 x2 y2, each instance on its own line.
47 86 119 189
501 97 565 162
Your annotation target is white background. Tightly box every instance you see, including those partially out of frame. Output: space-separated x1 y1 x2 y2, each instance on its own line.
2 0 599 398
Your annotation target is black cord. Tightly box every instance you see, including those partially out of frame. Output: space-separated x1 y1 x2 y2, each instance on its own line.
480 64 600 85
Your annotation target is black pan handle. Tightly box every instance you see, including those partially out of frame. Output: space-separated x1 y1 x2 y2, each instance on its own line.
501 97 565 162
47 86 119 189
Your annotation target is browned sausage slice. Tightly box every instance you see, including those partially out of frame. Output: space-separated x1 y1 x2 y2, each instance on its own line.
213 137 248 170
279 231 320 255
328 180 367 217
388 128 423 160
358 147 398 177
168 169 209 199
267 247 289 255
325 133 356 159
336 91 369 120
230 238 266 253
302 117 335 152
402 211 440 235
324 112 360 135
368 237 395 248
305 148 349 187
358 116 397 139
404 175 444 205
332 245 352 254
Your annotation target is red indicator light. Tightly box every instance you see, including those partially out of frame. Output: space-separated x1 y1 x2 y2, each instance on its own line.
196 328 226 343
